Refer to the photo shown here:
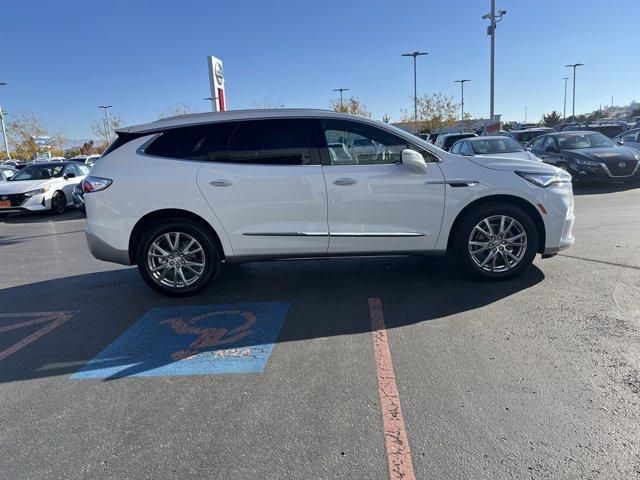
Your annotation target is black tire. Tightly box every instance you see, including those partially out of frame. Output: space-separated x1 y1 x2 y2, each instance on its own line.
136 220 221 296
453 203 539 281
51 191 67 215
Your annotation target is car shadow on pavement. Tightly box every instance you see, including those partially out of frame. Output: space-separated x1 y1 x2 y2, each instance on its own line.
573 181 639 196
0 208 85 224
0 256 544 382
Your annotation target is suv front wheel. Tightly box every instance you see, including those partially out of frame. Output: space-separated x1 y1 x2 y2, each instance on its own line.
453 203 539 280
136 220 221 296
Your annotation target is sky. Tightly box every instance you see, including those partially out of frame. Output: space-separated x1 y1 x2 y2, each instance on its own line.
2 0 639 140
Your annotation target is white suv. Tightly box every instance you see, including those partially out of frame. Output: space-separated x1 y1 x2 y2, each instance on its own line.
83 109 575 296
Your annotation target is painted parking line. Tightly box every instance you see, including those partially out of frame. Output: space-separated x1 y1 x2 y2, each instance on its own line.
0 311 79 362
72 302 290 379
369 298 416 480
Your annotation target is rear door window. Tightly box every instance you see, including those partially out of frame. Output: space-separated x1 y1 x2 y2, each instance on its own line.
145 122 237 161
228 119 311 165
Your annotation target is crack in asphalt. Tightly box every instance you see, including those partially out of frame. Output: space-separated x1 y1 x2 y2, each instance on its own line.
558 253 640 271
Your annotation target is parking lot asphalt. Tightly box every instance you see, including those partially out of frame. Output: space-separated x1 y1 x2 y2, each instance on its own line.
1 183 639 480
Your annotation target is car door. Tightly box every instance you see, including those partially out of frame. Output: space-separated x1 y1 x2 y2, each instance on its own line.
61 164 83 202
537 136 562 165
318 118 445 254
197 118 329 256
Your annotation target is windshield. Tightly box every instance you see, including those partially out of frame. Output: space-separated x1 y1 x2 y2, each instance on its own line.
471 138 524 154
10 164 64 181
558 132 616 149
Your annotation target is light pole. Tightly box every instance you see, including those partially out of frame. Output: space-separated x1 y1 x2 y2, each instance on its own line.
401 51 428 126
0 82 9 160
98 105 113 145
203 96 217 112
332 88 349 110
562 77 569 122
524 106 528 123
482 2 506 120
565 63 584 121
454 79 470 131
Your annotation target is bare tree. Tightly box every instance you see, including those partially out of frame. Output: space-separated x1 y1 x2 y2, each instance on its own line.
90 114 123 151
157 102 198 119
329 96 371 118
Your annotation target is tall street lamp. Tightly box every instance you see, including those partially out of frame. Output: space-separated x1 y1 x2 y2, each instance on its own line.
0 82 10 160
332 88 349 110
454 79 470 130
98 105 114 145
562 77 570 122
524 106 528 123
565 63 584 120
203 96 217 112
401 51 428 125
482 1 506 120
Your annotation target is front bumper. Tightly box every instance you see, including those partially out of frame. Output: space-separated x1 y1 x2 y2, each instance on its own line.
568 161 640 181
0 192 50 212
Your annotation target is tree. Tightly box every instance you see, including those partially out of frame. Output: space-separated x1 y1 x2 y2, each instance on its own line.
157 102 198 119
90 114 123 151
541 111 562 127
462 112 474 132
400 93 458 133
6 112 66 160
382 114 391 123
251 97 284 109
329 96 371 118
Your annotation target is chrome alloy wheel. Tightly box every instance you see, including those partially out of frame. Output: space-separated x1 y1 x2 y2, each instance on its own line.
147 232 206 288
468 215 527 273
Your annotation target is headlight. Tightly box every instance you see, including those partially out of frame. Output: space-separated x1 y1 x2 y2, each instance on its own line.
23 187 50 197
574 158 600 166
515 170 572 188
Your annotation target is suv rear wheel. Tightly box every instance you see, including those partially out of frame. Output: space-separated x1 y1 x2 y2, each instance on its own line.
136 220 221 296
453 203 539 280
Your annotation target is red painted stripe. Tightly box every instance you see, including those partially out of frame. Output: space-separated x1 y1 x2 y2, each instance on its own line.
0 311 77 362
369 298 416 480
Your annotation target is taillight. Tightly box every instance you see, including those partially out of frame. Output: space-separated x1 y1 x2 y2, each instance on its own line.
82 176 112 193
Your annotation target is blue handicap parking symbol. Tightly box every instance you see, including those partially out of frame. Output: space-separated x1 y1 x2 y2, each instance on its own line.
72 302 290 379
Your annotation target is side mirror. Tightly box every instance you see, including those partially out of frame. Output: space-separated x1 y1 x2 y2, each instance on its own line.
401 149 428 174
64 172 76 180
615 139 623 146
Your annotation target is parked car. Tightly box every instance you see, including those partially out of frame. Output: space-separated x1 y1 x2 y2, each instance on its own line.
0 161 89 214
481 129 510 137
512 123 540 131
563 123 625 139
83 109 574 296
72 182 85 211
434 132 478 151
69 154 101 167
528 131 640 182
0 165 17 181
451 136 542 162
2 160 25 169
613 128 640 151
506 128 553 146
426 133 440 144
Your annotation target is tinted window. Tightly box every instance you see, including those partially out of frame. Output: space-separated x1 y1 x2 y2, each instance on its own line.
450 142 461 154
77 164 90 175
542 137 558 151
146 122 236 161
63 164 79 176
471 138 524 154
11 164 64 181
321 119 407 165
228 119 311 165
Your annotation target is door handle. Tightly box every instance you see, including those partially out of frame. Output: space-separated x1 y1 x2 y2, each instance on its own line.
209 179 233 187
333 178 357 186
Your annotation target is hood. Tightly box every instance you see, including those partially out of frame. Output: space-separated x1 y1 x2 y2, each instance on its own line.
0 179 50 194
566 146 639 163
474 151 541 162
468 156 560 174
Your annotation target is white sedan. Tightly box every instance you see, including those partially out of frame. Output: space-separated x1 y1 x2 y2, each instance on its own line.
0 161 89 214
451 136 543 162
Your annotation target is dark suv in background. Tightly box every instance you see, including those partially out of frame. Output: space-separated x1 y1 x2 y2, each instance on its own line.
563 123 626 139
434 132 478 151
506 128 552 146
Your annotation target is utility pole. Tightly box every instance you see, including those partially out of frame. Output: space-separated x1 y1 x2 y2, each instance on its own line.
565 63 584 120
482 2 506 120
0 82 9 160
524 106 528 123
562 77 569 122
454 79 470 131
98 105 114 145
401 51 428 126
332 88 350 109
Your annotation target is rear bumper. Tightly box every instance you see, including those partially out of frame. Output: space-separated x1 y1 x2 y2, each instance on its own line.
86 230 131 265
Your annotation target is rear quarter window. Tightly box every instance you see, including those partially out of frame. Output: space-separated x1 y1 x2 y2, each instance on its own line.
145 122 237 160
